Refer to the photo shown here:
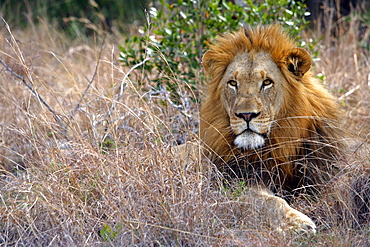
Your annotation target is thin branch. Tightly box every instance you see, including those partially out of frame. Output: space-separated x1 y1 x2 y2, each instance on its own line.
148 87 192 118
95 57 149 144
67 39 106 129
338 84 360 100
0 58 66 134
1 18 66 137
105 57 150 121
353 133 370 155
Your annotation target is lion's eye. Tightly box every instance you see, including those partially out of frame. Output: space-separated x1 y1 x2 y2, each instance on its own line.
262 79 274 89
227 80 238 88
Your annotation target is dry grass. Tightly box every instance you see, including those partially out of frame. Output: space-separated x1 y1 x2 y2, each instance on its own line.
0 12 369 246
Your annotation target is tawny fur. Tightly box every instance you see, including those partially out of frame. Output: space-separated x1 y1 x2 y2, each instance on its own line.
200 25 342 193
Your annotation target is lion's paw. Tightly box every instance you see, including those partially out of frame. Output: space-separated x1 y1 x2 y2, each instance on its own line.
285 208 317 234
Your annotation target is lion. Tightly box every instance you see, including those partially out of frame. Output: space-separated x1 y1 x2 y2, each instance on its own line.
186 25 343 234
200 24 342 189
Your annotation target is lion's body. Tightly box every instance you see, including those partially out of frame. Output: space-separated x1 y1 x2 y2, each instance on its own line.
200 25 342 193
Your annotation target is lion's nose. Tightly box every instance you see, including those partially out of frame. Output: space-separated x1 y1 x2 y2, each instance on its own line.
235 112 261 122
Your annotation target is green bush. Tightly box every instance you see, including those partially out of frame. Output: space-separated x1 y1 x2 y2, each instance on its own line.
119 0 310 100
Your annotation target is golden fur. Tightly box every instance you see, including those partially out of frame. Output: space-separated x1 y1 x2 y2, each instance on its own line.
200 25 342 193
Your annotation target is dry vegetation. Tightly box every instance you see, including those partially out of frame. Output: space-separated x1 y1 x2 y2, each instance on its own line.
0 11 369 247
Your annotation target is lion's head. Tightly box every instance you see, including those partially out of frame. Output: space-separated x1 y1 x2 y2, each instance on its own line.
200 25 342 191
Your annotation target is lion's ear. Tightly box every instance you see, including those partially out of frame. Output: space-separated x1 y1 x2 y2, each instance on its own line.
202 50 212 73
285 48 312 77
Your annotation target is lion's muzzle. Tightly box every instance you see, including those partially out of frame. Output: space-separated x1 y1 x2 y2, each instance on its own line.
233 111 267 150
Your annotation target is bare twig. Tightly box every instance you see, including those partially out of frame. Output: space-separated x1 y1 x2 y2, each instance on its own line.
94 57 149 145
1 18 66 137
353 133 370 155
95 58 150 125
67 39 106 129
148 87 192 118
339 84 361 100
0 58 66 135
104 57 150 122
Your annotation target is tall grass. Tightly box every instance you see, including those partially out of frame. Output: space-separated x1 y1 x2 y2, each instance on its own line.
0 10 369 247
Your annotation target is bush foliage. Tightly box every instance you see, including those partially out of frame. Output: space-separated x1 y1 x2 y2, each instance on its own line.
119 0 310 98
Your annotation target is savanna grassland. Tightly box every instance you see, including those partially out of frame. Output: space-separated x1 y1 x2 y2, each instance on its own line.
0 6 369 247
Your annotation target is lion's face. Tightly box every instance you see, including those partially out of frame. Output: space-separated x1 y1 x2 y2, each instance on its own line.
221 51 286 150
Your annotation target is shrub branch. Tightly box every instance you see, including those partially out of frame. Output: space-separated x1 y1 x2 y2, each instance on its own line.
0 58 66 136
67 40 106 129
107 57 150 119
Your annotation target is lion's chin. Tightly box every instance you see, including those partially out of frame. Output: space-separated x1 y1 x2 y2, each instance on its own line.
234 131 265 150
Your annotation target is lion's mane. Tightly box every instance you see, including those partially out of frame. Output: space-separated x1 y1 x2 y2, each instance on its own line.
200 25 343 192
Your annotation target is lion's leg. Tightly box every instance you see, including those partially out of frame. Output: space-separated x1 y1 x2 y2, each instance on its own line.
248 189 316 234
173 144 317 234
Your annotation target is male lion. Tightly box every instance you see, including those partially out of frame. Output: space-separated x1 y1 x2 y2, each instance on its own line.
196 25 342 233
